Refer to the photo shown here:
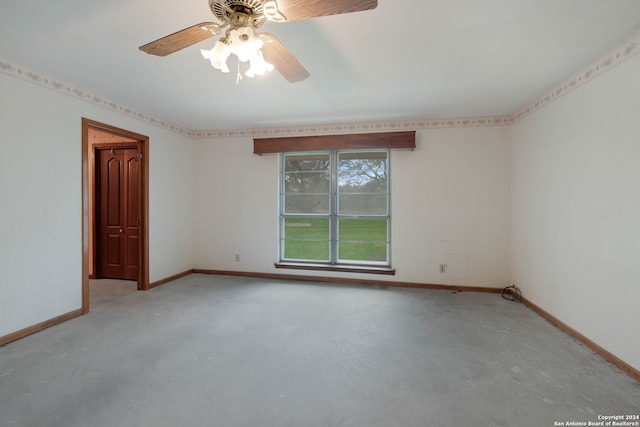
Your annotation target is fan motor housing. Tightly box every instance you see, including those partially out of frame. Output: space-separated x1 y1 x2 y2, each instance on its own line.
209 0 268 27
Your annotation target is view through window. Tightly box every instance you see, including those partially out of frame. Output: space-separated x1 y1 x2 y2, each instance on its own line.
280 150 390 266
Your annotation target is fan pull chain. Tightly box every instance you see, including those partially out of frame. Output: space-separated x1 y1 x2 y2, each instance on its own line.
236 62 243 85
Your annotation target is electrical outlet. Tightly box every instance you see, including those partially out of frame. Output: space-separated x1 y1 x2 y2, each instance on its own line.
439 264 447 274
235 254 240 262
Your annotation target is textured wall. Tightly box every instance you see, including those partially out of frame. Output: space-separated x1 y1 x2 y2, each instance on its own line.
0 73 193 338
510 54 640 371
192 126 511 287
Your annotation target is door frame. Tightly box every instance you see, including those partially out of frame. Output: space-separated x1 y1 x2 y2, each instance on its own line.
82 118 149 313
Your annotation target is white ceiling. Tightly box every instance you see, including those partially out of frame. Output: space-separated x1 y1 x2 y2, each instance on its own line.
1 0 639 132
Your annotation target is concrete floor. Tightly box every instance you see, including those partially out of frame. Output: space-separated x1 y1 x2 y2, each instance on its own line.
0 274 638 427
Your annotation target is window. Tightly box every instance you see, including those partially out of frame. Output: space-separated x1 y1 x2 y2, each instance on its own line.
280 150 391 268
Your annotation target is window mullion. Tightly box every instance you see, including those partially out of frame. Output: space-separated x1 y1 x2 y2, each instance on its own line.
330 151 338 264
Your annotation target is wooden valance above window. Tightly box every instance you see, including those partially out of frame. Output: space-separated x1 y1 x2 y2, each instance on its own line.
253 130 416 155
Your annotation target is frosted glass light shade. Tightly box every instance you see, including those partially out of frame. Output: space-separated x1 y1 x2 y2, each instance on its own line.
201 27 274 78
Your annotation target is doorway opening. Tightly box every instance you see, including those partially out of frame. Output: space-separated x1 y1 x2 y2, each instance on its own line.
82 118 149 313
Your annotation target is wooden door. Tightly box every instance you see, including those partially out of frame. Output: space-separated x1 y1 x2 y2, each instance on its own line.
97 148 141 280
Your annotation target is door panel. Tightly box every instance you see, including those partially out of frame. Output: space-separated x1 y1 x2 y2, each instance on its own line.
124 151 140 279
98 148 140 280
105 156 123 276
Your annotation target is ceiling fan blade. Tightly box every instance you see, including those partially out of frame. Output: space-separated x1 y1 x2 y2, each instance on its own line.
260 33 310 83
275 0 377 21
139 22 220 56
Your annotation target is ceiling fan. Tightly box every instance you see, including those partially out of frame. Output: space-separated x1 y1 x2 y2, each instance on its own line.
139 0 378 83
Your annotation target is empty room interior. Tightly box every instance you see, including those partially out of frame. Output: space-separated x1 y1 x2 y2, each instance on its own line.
1 1 639 426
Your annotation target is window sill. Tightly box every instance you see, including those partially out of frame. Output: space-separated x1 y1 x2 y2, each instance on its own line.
275 262 396 275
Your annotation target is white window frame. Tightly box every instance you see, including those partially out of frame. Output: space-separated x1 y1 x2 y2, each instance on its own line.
279 149 391 268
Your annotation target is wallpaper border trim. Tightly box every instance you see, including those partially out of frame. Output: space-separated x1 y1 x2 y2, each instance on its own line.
1 31 638 138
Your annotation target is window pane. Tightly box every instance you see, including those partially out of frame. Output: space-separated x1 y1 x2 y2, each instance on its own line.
338 219 388 262
339 241 388 262
283 240 330 261
284 154 330 172
338 152 388 194
338 194 388 215
338 151 388 165
285 194 330 214
338 175 388 193
284 171 330 193
283 218 330 261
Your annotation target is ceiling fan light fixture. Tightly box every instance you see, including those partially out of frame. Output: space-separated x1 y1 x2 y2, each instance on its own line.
246 50 274 77
201 26 274 78
201 39 232 72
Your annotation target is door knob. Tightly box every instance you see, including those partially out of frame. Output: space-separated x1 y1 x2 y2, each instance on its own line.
120 229 124 233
